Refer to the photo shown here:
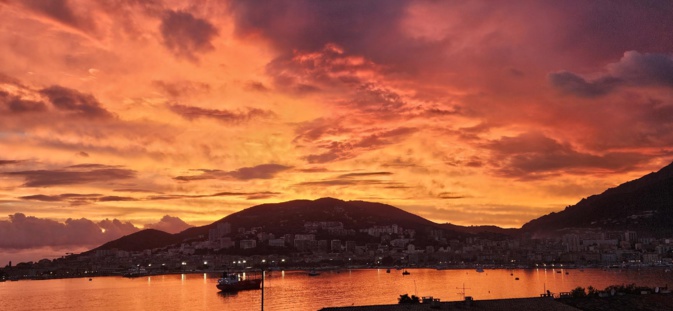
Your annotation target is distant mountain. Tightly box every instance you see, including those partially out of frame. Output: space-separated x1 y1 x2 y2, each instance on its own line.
91 197 512 252
522 161 673 237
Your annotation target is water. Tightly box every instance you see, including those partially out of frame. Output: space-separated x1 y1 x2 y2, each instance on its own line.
1 268 671 311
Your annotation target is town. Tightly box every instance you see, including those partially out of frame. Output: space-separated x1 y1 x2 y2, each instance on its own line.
2 220 673 281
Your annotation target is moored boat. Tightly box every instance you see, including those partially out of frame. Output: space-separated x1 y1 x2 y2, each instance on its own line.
308 269 320 276
216 273 261 292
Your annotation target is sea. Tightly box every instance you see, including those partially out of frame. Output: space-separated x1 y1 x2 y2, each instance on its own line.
1 268 671 310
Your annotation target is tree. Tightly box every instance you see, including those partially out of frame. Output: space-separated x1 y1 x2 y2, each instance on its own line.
570 286 586 298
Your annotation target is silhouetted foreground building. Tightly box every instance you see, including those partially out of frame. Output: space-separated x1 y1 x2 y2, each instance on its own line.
320 297 580 311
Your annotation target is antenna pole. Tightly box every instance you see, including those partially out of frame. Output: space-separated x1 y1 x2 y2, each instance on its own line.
261 268 265 311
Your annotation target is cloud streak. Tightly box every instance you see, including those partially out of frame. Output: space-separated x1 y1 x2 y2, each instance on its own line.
5 165 136 187
174 164 291 181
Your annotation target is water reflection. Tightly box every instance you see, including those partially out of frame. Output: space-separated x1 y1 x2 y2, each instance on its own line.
1 268 672 311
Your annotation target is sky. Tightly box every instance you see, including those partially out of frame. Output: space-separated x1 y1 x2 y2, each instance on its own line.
1 0 673 264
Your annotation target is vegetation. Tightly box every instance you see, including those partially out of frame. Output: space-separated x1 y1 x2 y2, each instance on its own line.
398 294 420 304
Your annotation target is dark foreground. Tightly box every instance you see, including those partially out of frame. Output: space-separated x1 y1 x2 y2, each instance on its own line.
557 294 673 311
320 297 580 310
321 294 673 311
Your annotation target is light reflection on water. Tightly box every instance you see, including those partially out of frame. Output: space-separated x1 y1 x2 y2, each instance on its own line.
1 268 672 311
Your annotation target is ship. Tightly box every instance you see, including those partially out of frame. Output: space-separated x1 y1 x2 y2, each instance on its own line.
216 273 262 292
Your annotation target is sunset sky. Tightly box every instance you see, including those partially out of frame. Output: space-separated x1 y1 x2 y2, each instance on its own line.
1 0 673 263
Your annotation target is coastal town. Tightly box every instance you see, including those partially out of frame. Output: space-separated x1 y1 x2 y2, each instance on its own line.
2 221 673 280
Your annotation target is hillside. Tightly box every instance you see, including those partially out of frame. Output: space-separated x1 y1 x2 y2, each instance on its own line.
91 229 179 252
92 197 508 252
522 161 673 237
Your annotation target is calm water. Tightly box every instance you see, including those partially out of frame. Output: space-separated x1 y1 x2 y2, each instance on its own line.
1 268 672 310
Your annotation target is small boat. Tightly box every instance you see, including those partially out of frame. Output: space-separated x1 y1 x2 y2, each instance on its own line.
308 269 320 276
402 270 410 276
476 268 484 273
216 273 261 292
556 271 561 274
386 269 391 273
515 277 520 280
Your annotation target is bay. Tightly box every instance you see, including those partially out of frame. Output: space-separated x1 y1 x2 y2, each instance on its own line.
1 268 672 311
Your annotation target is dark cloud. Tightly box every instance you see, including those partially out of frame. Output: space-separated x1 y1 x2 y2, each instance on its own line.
97 196 137 202
18 193 137 205
153 80 211 98
143 215 192 234
0 160 23 166
245 81 269 92
337 172 393 178
0 91 47 114
174 164 292 181
229 164 292 180
6 165 136 187
437 192 466 199
549 52 673 97
18 0 96 32
486 132 652 179
552 1 673 63
146 191 280 201
548 71 620 98
228 0 418 70
608 51 673 87
296 170 400 188
160 10 219 61
39 86 114 119
296 179 392 187
0 213 138 249
168 104 275 124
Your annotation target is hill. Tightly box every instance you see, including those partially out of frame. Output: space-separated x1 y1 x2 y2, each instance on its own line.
91 197 514 252
522 161 673 237
91 229 179 252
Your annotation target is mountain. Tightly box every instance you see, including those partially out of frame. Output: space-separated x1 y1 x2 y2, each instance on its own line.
91 197 510 252
522 161 673 237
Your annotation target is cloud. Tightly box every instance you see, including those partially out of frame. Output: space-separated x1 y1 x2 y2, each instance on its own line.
39 86 114 119
548 71 620 98
17 0 96 33
302 126 418 163
337 172 393 178
5 165 136 187
168 104 275 124
0 91 48 114
549 51 673 97
0 213 138 249
143 215 192 234
0 160 24 166
153 80 211 98
160 10 219 61
245 81 269 92
296 170 401 188
486 132 652 179
174 164 291 181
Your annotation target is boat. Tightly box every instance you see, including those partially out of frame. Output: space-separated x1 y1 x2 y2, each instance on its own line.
308 269 320 276
386 268 391 273
123 267 149 278
402 269 410 275
216 273 261 292
515 277 520 280
476 268 484 273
